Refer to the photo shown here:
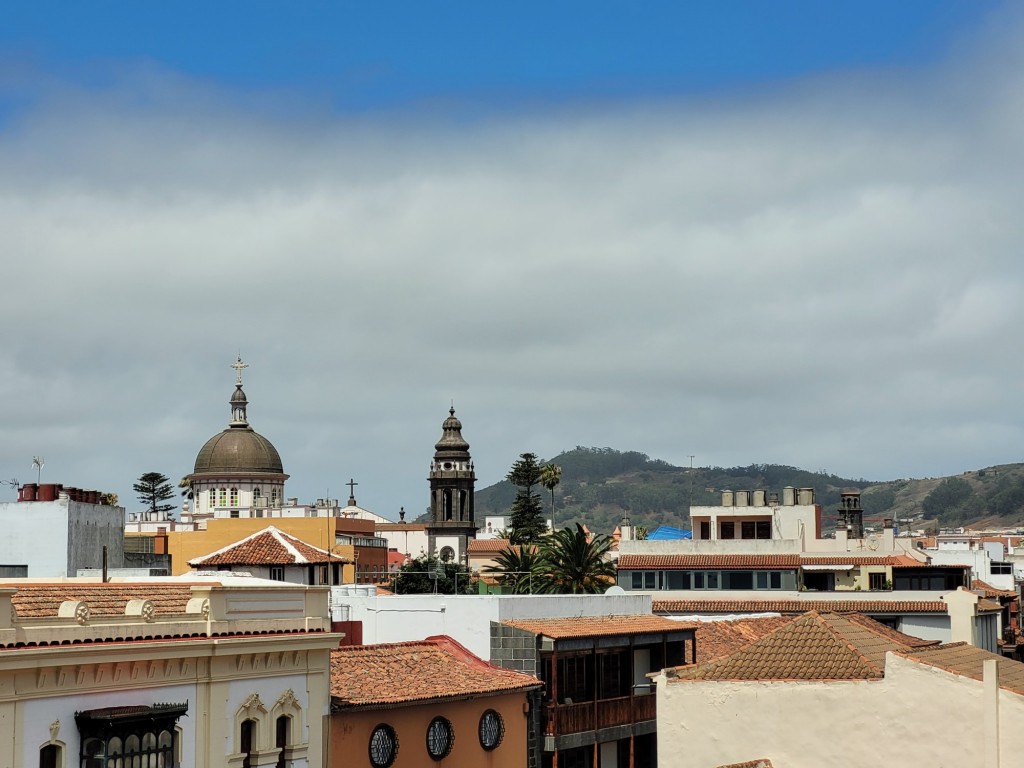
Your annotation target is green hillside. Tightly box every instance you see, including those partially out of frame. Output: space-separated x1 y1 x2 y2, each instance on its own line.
474 447 1024 535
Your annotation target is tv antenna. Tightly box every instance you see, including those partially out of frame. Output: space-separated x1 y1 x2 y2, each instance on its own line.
31 456 44 484
3 479 18 491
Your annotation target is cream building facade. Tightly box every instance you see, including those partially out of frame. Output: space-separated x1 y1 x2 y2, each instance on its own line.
0 577 338 767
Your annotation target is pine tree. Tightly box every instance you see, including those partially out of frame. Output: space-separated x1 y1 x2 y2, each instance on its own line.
507 453 547 544
133 472 176 517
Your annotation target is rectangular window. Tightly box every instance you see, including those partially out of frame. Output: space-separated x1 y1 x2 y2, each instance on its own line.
741 522 756 540
755 571 768 589
632 572 643 590
869 572 887 590
706 572 719 589
699 521 710 540
666 571 689 590
756 521 771 539
217 488 227 507
643 571 657 590
770 571 782 589
720 522 735 539
229 488 239 506
270 566 285 581
230 510 240 519
724 571 754 590
992 562 1013 575
693 572 704 589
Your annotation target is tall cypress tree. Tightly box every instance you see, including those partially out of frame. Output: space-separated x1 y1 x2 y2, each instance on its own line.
507 453 547 544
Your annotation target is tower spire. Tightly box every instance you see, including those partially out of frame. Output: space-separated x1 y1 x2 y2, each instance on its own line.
229 354 250 427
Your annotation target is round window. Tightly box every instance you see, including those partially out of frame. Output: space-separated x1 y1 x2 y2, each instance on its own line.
426 716 454 760
369 724 398 768
478 709 504 751
443 462 452 470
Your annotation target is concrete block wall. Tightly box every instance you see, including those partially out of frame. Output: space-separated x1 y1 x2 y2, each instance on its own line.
489 622 540 676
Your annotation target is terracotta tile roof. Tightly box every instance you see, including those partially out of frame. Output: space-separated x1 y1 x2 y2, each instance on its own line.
618 554 927 570
502 614 695 639
330 635 541 709
972 579 1018 599
897 643 1024 696
11 583 196 618
654 598 949 615
619 554 801 570
668 611 924 682
189 526 348 567
694 617 794 664
977 598 1004 613
468 539 518 555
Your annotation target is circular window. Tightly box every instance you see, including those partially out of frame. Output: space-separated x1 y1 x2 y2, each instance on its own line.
369 724 398 768
439 546 455 563
478 709 504 751
426 716 454 760
443 462 452 470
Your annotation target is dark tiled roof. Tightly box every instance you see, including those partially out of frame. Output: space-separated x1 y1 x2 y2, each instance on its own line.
330 635 540 709
502 614 695 639
898 643 1024 696
693 617 795 664
668 612 927 682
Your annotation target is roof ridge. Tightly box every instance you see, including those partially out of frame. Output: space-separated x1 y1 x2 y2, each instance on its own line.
190 525 285 563
813 613 888 676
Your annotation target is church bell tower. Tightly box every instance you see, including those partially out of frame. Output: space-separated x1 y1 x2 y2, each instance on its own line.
426 407 477 564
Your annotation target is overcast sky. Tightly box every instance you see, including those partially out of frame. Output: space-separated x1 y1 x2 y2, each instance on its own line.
1 3 1022 519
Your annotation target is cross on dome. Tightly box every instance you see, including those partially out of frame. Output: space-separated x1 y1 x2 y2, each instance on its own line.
231 354 249 385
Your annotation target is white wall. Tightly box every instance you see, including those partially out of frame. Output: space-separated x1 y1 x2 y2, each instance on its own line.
331 592 653 660
656 652 1024 768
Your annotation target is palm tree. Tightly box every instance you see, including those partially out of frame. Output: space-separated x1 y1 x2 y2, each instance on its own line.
483 543 541 594
540 463 562 533
534 523 616 594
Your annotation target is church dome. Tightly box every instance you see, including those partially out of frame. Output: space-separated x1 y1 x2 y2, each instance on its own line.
193 428 284 475
190 356 287 478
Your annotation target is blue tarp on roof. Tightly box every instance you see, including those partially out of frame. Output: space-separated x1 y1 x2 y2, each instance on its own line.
646 525 692 541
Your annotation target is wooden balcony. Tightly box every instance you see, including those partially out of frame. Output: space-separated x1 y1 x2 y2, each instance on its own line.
544 693 657 737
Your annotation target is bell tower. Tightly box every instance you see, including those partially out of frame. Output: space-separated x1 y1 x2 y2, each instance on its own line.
426 407 477 564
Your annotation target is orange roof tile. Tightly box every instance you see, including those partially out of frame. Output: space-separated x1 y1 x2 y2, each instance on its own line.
11 583 195 618
694 617 794 664
668 611 924 683
618 554 928 570
468 539 519 554
972 579 1018 599
502 614 695 639
897 643 1024 696
654 598 949 615
330 635 540 709
189 526 348 567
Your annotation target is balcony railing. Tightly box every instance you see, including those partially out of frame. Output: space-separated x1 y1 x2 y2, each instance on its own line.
544 694 657 736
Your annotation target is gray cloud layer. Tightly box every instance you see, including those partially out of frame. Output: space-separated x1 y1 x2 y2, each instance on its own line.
2 21 1023 518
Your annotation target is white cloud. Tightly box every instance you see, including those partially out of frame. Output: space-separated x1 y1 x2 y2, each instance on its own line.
2 19 1024 518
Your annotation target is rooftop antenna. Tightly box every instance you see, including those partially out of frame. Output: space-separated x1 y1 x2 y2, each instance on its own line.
3 479 18 491
31 456 44 484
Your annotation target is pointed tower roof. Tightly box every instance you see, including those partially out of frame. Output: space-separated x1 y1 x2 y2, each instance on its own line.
434 406 471 460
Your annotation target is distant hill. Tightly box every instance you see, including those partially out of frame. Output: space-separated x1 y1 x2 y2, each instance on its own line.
474 447 1024 535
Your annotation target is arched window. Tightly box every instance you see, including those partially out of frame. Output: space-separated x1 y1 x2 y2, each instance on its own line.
240 720 256 768
275 716 290 768
217 488 227 507
40 744 61 768
229 487 239 506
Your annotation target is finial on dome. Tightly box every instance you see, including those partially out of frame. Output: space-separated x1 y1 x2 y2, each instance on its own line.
231 353 249 385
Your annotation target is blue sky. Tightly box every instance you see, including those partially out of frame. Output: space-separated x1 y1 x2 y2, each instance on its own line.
2 3 1023 519
1 2 998 110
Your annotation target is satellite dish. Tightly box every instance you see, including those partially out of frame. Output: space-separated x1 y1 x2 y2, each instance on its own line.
605 585 626 596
